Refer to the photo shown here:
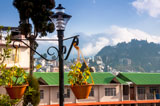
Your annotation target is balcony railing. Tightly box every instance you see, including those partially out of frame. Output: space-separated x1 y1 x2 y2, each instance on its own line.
123 95 129 100
123 93 160 101
147 93 154 100
138 94 145 100
146 93 160 100
123 94 155 100
137 93 160 100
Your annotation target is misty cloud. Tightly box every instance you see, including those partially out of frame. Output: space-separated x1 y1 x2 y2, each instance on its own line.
132 0 160 18
79 25 160 56
36 25 160 57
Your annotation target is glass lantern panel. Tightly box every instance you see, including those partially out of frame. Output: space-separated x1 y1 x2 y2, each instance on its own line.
55 9 65 13
55 19 66 30
50 17 71 30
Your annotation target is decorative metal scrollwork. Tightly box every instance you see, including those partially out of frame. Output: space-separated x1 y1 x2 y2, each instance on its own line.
63 46 67 54
13 40 21 48
64 35 79 60
12 39 59 61
11 35 79 61
47 46 59 60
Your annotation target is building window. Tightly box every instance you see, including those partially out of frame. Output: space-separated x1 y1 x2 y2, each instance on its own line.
89 88 94 97
57 92 59 98
105 88 116 96
64 89 70 98
150 87 159 94
0 48 2 61
67 89 70 98
57 89 70 98
40 90 44 99
138 87 145 94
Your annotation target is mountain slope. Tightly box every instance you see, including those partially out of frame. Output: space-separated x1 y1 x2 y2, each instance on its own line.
96 39 160 72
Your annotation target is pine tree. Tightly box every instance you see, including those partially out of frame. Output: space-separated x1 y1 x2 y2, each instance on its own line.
13 0 55 75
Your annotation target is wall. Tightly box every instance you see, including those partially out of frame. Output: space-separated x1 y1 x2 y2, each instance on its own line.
0 40 30 72
39 84 122 105
39 86 50 105
39 86 76 105
0 86 6 95
99 84 121 102
50 86 76 104
76 85 99 103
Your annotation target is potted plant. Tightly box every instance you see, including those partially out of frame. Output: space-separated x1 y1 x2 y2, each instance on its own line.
0 64 28 99
68 43 94 99
0 27 28 100
68 61 94 99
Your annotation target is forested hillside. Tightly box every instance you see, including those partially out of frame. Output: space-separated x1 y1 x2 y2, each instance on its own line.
96 39 160 72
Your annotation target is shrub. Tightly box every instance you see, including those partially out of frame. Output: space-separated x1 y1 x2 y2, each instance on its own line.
0 94 20 106
23 75 40 106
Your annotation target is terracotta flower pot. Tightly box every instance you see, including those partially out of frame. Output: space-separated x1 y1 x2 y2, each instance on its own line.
70 84 92 99
5 84 28 99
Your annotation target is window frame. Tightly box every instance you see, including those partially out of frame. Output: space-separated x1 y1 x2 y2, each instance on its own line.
66 88 70 98
150 87 159 94
57 88 70 98
105 88 116 96
138 87 145 94
89 87 94 97
0 48 2 61
40 90 44 99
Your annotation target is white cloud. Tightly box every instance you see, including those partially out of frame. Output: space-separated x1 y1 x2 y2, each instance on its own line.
108 25 160 44
37 26 160 57
132 0 160 18
81 37 109 56
81 25 160 56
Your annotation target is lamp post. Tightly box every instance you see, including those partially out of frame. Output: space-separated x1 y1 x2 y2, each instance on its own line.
11 3 77 106
50 4 72 106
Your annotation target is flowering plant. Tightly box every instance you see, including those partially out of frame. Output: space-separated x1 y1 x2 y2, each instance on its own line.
68 61 91 85
0 27 28 87
0 65 28 87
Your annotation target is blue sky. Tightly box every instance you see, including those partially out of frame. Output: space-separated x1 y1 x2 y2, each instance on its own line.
1 0 160 58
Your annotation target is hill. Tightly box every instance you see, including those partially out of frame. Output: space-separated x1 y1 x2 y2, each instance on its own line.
96 39 160 72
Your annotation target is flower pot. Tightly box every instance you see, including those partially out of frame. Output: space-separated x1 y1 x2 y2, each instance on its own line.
5 84 28 99
70 84 92 99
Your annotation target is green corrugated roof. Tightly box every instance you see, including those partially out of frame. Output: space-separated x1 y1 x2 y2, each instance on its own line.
115 77 127 84
117 72 160 85
88 72 115 84
33 72 115 85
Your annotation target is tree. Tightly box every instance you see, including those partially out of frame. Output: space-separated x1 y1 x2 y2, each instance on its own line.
13 0 55 75
23 75 40 106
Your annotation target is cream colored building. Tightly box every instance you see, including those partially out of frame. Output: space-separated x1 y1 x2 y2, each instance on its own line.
34 72 160 106
34 72 124 106
0 30 30 70
38 84 122 105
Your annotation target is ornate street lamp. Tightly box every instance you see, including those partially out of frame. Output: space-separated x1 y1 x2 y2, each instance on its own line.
11 4 78 106
50 4 72 106
50 4 71 31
